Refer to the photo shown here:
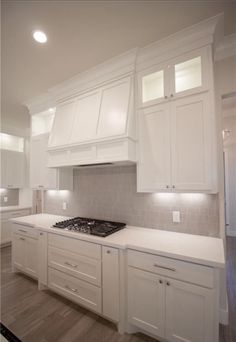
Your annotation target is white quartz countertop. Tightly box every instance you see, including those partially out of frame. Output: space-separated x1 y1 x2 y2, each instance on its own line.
0 205 32 213
11 213 225 268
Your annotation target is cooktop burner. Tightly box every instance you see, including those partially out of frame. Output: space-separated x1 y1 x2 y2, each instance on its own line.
52 217 126 237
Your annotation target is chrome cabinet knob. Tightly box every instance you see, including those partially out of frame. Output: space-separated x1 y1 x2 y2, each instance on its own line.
159 280 163 284
106 250 111 254
164 95 168 99
166 185 169 188
166 281 170 286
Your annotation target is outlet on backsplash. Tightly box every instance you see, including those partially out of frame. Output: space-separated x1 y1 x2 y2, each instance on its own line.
172 211 180 223
62 202 67 210
3 196 8 203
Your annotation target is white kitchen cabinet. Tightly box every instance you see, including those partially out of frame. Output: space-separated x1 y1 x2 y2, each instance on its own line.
102 246 119 322
137 92 215 192
138 47 209 108
25 236 38 278
12 232 38 278
0 150 26 189
0 209 31 246
165 278 214 342
38 231 48 287
138 103 171 191
127 251 216 342
128 267 165 338
171 92 212 190
30 133 73 190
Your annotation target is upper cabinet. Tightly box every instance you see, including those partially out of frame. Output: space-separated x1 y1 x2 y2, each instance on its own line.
138 48 209 108
0 133 26 189
30 110 73 190
137 44 218 193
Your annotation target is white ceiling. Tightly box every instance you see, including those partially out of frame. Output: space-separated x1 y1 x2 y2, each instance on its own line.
2 1 236 130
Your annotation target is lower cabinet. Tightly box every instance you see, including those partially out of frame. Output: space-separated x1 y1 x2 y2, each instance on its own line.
128 266 215 342
48 267 102 313
102 246 119 322
0 209 32 246
165 278 214 342
12 233 38 278
128 267 165 338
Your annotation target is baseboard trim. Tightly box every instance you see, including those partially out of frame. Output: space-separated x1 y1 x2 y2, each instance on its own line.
220 308 229 325
226 227 236 237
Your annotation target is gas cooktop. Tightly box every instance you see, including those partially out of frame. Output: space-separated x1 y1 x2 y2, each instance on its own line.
52 217 126 237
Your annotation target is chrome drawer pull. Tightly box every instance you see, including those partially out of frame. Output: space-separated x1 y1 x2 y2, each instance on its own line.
65 285 78 293
64 261 78 268
19 237 25 241
19 229 27 233
153 263 176 272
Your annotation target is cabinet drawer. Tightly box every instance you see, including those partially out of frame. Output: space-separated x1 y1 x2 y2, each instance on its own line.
12 223 38 239
127 250 214 288
48 268 102 314
48 233 101 260
48 246 101 286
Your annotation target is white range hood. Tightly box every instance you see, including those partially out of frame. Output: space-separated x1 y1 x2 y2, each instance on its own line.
46 50 137 167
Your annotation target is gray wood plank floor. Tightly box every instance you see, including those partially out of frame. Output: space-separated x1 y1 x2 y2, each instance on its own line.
1 237 236 342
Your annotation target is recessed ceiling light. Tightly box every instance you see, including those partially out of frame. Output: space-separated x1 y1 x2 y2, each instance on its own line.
33 30 47 43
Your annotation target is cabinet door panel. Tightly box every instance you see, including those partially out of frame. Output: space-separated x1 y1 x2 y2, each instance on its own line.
171 93 212 190
48 99 76 147
70 90 101 143
128 267 165 338
1 150 25 188
12 234 25 270
97 78 131 138
0 220 11 245
30 134 57 189
165 278 214 342
102 246 119 321
170 48 209 98
138 103 171 191
25 237 38 278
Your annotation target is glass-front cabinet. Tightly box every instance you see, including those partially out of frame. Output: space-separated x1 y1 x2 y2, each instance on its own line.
139 47 208 107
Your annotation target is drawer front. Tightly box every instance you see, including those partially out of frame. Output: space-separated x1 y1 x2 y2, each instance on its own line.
127 250 214 288
48 246 101 286
48 233 101 260
12 223 38 239
48 268 102 314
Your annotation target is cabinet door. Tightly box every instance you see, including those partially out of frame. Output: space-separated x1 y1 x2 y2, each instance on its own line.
137 103 171 191
1 150 25 188
128 267 165 338
165 278 214 342
97 77 131 138
30 134 57 189
70 90 101 143
171 92 212 191
48 99 76 147
38 231 48 286
102 246 119 322
170 48 209 99
12 234 25 270
25 237 38 278
0 219 11 245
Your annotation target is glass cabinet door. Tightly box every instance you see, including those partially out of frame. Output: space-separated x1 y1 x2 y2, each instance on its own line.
174 56 202 94
142 70 164 103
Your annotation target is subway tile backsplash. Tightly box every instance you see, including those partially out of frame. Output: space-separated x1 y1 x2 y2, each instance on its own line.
44 165 219 237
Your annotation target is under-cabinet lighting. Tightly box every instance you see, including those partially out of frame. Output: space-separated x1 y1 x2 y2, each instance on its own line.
0 188 7 193
47 190 70 197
